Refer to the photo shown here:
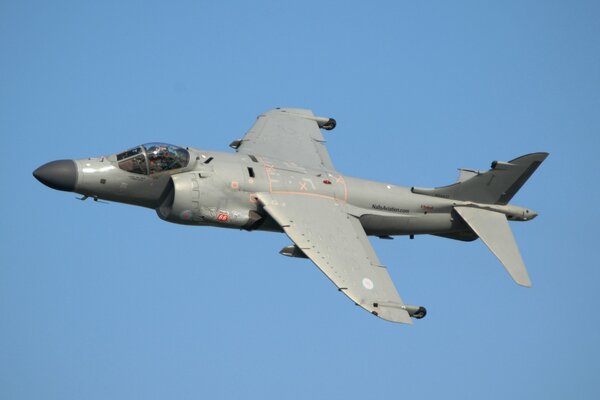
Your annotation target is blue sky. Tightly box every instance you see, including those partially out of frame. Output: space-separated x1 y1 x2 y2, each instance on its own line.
1 1 599 399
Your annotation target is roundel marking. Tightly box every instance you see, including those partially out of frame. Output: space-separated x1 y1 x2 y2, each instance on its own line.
362 278 374 290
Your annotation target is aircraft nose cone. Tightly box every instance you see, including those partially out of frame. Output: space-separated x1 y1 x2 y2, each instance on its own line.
33 160 78 192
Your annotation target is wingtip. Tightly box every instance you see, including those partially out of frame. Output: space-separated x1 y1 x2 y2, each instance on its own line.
511 268 532 288
374 307 413 324
516 278 533 288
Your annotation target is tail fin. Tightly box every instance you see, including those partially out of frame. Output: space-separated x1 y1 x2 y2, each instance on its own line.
412 152 549 205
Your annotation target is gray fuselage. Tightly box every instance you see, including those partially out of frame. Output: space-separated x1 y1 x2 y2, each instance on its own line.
62 146 530 240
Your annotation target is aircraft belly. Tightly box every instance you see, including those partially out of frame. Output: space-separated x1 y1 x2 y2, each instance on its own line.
360 213 459 236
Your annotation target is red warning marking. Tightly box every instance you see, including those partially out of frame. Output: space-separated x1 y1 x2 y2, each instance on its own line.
299 181 308 191
217 213 230 222
335 175 344 183
230 181 239 190
323 179 332 185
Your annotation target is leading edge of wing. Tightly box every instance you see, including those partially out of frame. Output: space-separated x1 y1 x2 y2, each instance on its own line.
257 192 412 324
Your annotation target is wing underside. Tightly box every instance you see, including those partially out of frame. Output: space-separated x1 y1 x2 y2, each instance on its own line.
258 192 412 323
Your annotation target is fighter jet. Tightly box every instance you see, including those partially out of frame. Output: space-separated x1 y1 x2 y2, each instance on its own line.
33 108 548 324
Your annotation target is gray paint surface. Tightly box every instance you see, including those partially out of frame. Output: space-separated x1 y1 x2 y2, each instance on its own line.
33 108 548 324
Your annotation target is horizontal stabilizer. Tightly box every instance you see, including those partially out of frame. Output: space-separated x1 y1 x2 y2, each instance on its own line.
454 206 532 287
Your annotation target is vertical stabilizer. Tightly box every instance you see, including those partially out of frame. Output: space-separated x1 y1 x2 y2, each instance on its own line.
411 152 549 205
454 206 532 287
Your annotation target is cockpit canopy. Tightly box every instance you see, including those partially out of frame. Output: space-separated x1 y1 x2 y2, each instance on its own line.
117 143 190 175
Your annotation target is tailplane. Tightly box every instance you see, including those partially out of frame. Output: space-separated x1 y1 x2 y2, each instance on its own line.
413 152 548 287
454 206 531 287
412 152 549 205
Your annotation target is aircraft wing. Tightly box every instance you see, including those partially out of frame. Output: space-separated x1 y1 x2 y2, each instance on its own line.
257 192 413 323
235 108 336 171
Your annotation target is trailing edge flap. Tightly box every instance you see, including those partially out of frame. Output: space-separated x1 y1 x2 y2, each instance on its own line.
454 206 532 287
257 192 412 324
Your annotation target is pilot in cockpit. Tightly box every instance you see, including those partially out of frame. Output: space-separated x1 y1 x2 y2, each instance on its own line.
117 143 189 175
